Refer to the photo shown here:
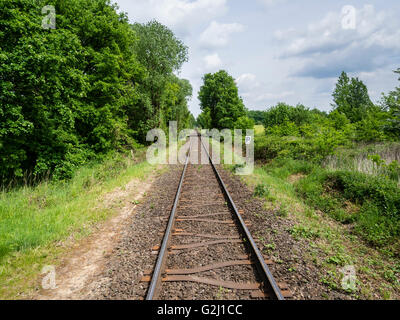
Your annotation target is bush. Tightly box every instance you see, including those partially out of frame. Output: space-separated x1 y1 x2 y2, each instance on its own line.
254 183 270 197
355 111 388 142
296 168 400 246
263 103 321 129
254 135 285 161
327 171 400 218
264 158 316 180
234 116 255 130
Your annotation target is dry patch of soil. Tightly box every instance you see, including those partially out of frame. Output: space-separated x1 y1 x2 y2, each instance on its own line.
288 173 306 184
32 175 159 300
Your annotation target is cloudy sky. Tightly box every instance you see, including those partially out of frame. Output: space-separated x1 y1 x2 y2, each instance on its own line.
114 0 400 117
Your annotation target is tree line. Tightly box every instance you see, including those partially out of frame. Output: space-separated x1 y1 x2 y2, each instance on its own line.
0 0 194 183
250 70 400 248
249 70 400 143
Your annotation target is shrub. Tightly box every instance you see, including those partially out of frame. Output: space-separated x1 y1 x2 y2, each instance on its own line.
263 103 321 129
296 168 400 246
234 116 255 130
254 135 285 161
254 183 270 197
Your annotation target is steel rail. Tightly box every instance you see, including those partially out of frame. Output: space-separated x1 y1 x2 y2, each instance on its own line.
198 133 285 300
145 138 193 300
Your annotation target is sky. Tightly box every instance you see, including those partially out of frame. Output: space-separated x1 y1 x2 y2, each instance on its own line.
113 0 400 117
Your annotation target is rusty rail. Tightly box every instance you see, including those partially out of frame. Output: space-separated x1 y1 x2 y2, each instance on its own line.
145 140 192 300
144 133 286 300
199 133 285 300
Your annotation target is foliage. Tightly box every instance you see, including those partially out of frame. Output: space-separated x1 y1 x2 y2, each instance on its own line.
296 168 400 246
255 116 352 163
196 108 212 129
0 0 193 184
332 71 374 123
234 116 255 131
131 20 189 131
247 110 265 125
198 70 247 130
254 183 270 197
162 76 193 132
263 103 324 129
368 154 400 182
0 148 152 261
253 70 400 249
381 69 400 137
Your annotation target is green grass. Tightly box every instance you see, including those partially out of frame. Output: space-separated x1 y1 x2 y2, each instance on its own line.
296 168 400 247
254 125 265 136
213 131 399 299
242 163 399 299
0 151 160 299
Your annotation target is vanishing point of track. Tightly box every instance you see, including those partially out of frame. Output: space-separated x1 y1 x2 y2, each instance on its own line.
142 132 291 300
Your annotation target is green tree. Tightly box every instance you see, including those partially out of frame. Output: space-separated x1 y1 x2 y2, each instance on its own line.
163 76 193 131
382 69 400 137
234 116 255 131
0 0 192 183
332 71 373 123
247 110 265 125
263 103 317 129
131 21 188 127
196 108 212 129
198 70 247 129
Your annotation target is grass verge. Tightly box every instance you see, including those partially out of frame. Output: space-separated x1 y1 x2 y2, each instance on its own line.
211 134 399 299
242 161 400 299
0 149 161 299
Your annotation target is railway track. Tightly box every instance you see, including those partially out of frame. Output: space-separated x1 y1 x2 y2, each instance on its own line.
141 133 291 300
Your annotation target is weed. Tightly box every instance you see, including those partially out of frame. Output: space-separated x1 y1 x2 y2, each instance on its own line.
276 204 288 218
289 225 320 240
254 183 270 197
325 254 348 266
263 243 276 251
0 151 157 298
320 271 339 290
216 286 230 300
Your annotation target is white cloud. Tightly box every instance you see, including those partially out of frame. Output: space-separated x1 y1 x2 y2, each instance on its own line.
257 0 287 7
255 91 294 102
199 21 244 48
275 5 400 78
236 73 256 83
115 0 228 36
114 0 400 116
235 73 294 107
236 73 260 91
203 53 222 70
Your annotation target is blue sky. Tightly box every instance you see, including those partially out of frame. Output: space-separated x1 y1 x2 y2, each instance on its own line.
114 0 400 117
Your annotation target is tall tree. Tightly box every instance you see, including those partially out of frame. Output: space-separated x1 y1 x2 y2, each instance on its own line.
163 76 193 131
0 0 192 183
382 69 400 137
0 0 143 180
332 71 373 122
131 21 188 126
247 110 266 125
198 70 246 129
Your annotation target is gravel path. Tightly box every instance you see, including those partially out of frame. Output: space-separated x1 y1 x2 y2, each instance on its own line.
87 165 182 300
217 165 351 300
87 137 349 300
